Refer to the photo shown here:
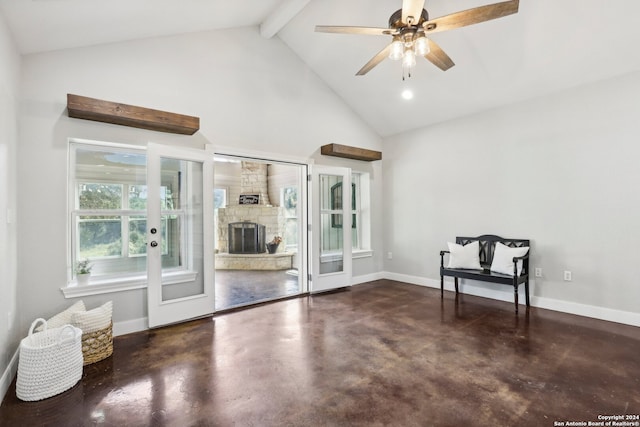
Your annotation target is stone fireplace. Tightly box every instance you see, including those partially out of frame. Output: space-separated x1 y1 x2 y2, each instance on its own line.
228 222 265 254
215 161 292 270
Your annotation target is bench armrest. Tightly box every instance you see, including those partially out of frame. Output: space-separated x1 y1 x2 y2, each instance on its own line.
440 250 450 268
511 253 529 275
512 253 529 261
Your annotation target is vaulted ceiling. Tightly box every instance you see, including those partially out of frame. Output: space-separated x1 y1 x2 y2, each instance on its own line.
2 0 640 137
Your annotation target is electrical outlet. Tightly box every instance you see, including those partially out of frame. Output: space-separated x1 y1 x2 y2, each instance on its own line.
387 252 393 260
564 271 572 281
535 268 542 277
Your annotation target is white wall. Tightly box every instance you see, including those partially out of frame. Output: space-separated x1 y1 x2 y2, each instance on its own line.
0 10 20 402
383 71 640 319
16 26 383 337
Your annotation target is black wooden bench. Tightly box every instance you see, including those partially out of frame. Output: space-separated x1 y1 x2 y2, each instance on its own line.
439 235 530 312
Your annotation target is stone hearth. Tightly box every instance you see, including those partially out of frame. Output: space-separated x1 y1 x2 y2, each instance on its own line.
215 252 292 270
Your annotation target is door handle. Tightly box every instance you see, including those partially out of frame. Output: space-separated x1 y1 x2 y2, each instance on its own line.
150 241 158 247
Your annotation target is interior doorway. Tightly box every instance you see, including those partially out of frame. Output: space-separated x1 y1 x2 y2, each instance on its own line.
213 155 307 310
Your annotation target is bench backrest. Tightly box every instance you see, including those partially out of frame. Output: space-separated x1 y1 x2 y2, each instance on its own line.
456 235 530 273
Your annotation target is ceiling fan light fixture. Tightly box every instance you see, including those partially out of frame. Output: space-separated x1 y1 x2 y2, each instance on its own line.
415 35 430 56
389 38 404 60
402 31 415 48
402 48 416 70
315 0 520 78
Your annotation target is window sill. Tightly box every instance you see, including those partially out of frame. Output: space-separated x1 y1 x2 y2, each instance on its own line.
61 270 198 298
353 249 373 259
319 249 373 264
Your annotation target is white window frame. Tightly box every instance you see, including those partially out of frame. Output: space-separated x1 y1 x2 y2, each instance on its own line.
63 139 195 298
317 171 372 263
352 171 372 258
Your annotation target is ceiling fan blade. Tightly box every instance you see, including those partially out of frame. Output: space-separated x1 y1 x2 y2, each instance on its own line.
424 39 455 71
422 0 519 34
315 26 393 36
356 44 393 76
402 0 426 25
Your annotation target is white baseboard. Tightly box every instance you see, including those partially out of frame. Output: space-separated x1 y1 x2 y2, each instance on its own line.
382 271 640 327
113 317 148 337
0 348 19 404
352 272 385 286
531 296 640 327
384 271 531 304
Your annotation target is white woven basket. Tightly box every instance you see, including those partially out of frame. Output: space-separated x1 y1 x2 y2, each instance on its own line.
16 318 83 401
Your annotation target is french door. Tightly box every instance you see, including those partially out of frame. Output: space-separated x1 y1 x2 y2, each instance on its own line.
146 143 215 328
310 165 352 292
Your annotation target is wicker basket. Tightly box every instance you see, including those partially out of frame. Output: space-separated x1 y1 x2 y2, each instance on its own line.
16 319 83 401
81 322 113 365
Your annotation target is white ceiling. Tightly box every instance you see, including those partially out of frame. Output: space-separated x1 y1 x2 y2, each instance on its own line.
2 0 640 137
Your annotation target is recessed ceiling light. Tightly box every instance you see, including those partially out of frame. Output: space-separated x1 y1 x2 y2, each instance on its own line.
401 89 414 100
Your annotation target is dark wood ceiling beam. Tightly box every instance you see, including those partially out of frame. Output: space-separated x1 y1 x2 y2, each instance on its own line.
321 143 382 161
67 94 200 135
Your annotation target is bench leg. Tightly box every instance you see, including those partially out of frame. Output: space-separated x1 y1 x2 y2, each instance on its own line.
525 280 530 307
514 284 519 313
440 275 444 298
454 277 459 294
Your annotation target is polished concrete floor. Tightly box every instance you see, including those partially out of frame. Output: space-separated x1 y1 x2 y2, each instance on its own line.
214 269 299 311
1 280 639 426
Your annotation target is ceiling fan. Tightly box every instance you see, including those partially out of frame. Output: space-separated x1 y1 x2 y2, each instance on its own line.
315 0 519 77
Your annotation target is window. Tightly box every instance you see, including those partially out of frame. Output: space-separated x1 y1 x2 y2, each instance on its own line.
68 141 183 285
329 182 356 229
353 172 372 254
281 186 298 250
320 172 371 255
213 187 227 251
214 188 227 210
329 173 370 252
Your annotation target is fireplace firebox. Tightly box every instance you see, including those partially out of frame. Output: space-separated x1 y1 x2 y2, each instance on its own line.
228 222 266 254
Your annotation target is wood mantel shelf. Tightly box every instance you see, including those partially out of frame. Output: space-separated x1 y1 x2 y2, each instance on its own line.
321 143 382 162
67 94 200 135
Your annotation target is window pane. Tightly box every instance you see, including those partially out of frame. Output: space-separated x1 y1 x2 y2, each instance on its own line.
320 174 345 254
214 188 226 209
71 143 151 280
78 215 122 258
283 187 297 216
285 218 297 248
129 216 147 255
160 158 181 210
79 183 122 209
161 215 181 269
129 185 148 210
281 186 298 249
75 147 146 183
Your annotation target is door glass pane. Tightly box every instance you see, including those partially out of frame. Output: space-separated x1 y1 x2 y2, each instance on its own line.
160 157 205 302
320 174 344 274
